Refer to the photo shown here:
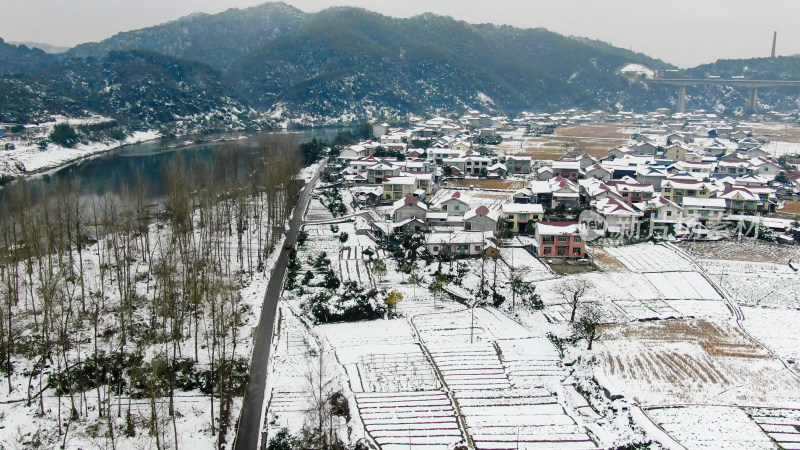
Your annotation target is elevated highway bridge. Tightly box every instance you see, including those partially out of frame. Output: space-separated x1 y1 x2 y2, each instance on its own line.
643 78 800 113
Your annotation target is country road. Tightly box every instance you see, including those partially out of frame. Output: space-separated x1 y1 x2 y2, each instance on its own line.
234 159 326 450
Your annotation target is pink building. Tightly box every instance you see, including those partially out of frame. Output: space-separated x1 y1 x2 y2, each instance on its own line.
534 221 586 258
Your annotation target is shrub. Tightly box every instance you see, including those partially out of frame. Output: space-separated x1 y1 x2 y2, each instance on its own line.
49 123 80 148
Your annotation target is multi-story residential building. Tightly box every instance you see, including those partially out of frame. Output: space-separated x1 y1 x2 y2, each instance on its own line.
682 197 726 224
608 179 654 206
501 203 545 234
660 179 713 204
505 155 532 174
382 176 418 202
534 222 586 258
552 160 581 181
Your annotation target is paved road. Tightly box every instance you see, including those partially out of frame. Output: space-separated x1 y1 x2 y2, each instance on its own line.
234 160 325 450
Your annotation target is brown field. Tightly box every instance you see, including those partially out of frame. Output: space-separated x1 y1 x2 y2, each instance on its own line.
749 122 800 144
587 246 628 272
596 319 800 407
678 239 800 264
445 179 527 190
780 201 800 215
516 123 633 160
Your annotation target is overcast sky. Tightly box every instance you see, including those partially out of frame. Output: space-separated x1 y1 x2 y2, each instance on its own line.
5 0 800 67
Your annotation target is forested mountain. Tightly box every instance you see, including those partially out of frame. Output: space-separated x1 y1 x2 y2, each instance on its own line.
66 2 309 70
48 50 254 130
1 3 799 128
0 38 58 76
224 8 674 119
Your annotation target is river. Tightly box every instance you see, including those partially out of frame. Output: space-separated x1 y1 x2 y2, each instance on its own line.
2 127 347 202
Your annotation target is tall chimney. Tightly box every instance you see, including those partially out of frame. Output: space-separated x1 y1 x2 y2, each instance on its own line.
771 31 777 58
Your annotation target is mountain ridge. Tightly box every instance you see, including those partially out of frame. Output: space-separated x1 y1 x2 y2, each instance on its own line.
1 3 798 129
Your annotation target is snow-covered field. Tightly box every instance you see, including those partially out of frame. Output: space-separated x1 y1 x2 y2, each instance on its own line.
604 243 696 273
646 406 778 450
700 259 800 309
595 319 800 408
261 179 800 449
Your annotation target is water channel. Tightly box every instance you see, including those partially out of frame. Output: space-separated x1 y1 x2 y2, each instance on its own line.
2 127 347 202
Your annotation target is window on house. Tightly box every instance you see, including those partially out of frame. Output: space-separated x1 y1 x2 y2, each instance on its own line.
543 236 554 244
666 211 672 217
433 246 439 251
572 247 582 255
700 190 707 195
663 188 671 193
454 206 460 211
688 210 694 214
544 247 552 255
558 236 568 242
574 236 582 243
557 246 567 256
474 245 480 251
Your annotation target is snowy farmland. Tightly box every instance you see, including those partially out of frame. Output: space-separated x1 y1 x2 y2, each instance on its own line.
534 270 728 322
604 242 697 272
594 319 800 408
263 180 800 449
699 259 800 309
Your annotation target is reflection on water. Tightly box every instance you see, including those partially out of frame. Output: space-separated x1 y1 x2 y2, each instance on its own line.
4 128 346 202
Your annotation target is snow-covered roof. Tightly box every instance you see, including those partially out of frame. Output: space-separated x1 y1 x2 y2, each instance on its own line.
536 221 585 235
682 197 726 209
502 203 545 214
392 196 429 210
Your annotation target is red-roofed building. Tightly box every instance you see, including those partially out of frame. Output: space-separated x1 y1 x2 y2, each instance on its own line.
534 221 586 258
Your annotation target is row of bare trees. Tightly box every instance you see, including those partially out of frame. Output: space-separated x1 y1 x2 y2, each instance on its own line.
0 134 303 449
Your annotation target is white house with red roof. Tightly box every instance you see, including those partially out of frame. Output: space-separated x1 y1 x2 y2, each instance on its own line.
549 176 581 209
392 196 429 221
717 187 760 214
592 197 643 234
464 205 500 232
635 195 683 224
534 221 587 258
434 191 471 216
583 163 613 181
607 178 654 206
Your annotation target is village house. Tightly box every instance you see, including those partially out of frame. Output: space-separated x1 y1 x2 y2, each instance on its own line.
434 191 470 216
592 197 643 235
463 205 500 232
552 160 581 181
506 155 532 174
682 197 727 224
636 195 683 224
426 231 493 257
635 166 670 190
583 163 613 181
664 143 690 161
534 222 587 258
367 161 402 184
549 177 581 210
502 203 545 234
382 176 418 202
717 187 759 214
607 179 654 206
748 157 783 180
661 179 713 204
393 196 429 221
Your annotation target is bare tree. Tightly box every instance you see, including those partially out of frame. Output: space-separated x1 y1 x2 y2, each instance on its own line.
572 304 604 350
561 279 590 322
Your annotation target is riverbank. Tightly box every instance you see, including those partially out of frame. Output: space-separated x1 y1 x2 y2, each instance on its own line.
0 130 162 184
